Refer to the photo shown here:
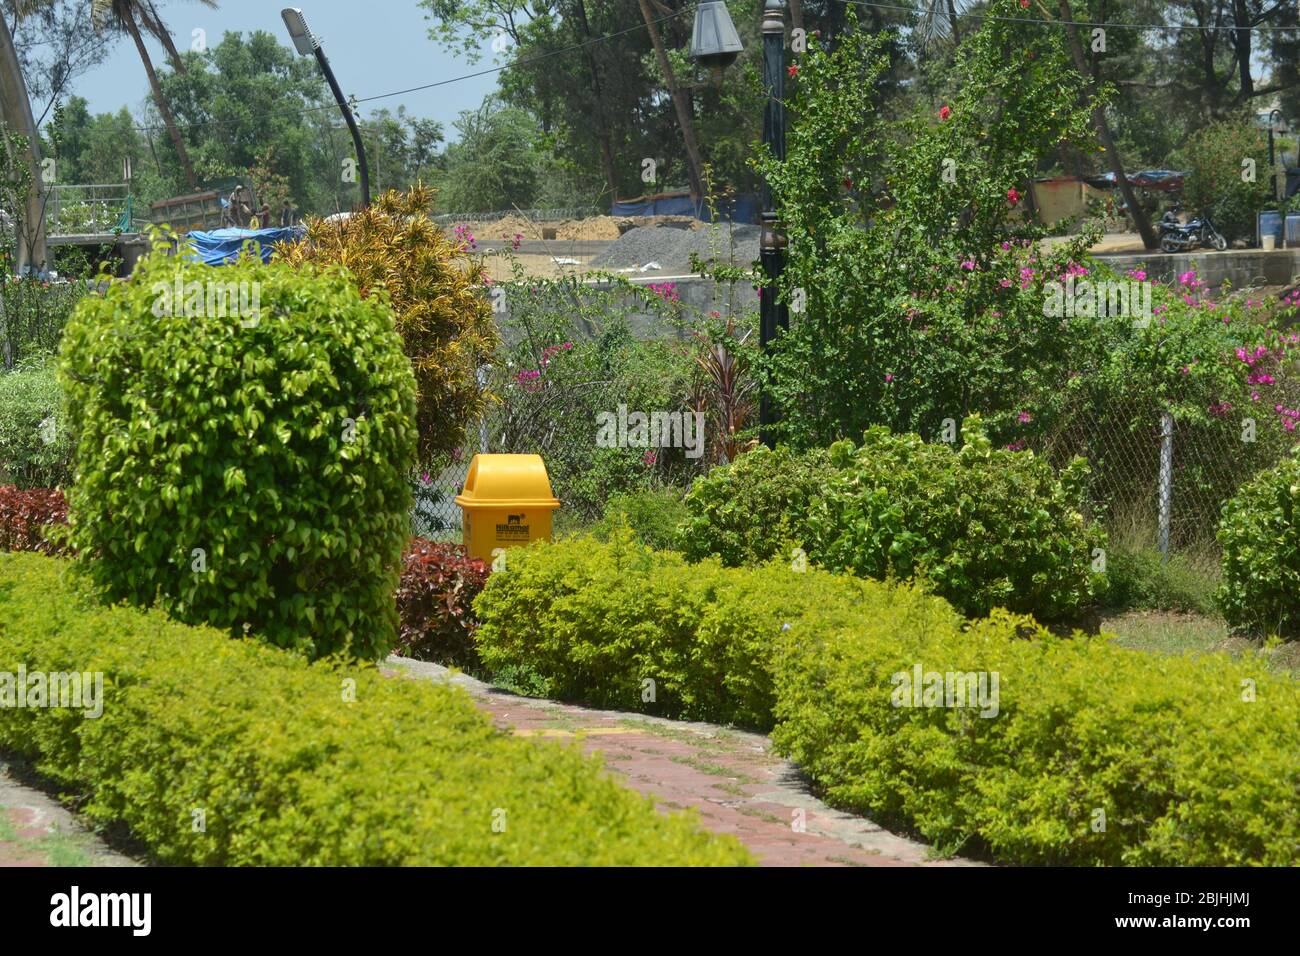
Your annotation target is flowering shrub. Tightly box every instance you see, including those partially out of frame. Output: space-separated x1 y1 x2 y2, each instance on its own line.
0 485 68 555
756 3 1097 448
393 538 491 667
1217 451 1300 638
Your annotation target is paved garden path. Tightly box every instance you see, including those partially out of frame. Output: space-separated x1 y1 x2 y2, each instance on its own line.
388 658 979 868
0 757 137 868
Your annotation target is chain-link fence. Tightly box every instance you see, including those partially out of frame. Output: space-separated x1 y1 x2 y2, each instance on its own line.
1037 405 1295 555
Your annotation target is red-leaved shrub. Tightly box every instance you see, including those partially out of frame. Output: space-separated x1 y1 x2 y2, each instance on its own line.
0 486 69 555
393 538 490 666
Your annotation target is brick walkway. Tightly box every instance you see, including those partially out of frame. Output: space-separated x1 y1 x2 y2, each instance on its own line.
0 757 137 868
388 658 979 867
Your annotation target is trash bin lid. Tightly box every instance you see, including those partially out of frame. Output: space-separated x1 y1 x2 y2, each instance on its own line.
454 454 560 509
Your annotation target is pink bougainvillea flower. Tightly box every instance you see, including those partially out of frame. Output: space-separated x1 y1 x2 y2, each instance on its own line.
1017 411 1032 424
884 373 895 382
939 105 951 121
999 278 1013 288
960 259 976 270
643 449 658 466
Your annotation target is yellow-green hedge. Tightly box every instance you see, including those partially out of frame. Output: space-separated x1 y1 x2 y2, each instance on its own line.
475 533 1300 865
0 552 750 866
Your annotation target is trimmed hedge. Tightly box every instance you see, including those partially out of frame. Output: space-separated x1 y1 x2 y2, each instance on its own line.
0 552 751 867
678 418 1103 620
475 533 1300 865
1217 451 1300 638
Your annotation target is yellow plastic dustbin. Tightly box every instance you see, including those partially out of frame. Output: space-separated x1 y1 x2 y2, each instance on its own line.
455 454 560 563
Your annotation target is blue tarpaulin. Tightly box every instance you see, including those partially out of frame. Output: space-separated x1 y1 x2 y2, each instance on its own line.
185 226 305 265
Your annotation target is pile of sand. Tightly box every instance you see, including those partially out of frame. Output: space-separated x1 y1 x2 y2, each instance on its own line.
439 213 705 242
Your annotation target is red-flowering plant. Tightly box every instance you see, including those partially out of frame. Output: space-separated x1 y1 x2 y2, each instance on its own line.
393 538 491 667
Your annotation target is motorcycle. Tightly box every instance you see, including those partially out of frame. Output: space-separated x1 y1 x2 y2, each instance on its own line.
1158 211 1228 253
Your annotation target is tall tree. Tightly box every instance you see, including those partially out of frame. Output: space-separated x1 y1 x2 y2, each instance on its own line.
0 9 46 272
91 0 213 189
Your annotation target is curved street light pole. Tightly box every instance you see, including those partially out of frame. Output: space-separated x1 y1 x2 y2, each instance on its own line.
757 0 788 449
281 8 370 210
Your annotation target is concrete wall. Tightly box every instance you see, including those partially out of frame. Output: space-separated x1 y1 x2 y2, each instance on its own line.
1096 247 1300 289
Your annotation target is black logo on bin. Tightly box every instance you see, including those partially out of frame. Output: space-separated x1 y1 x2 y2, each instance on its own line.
497 512 530 540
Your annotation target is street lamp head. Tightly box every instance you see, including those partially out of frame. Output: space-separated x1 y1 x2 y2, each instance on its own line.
691 1 744 81
281 8 319 57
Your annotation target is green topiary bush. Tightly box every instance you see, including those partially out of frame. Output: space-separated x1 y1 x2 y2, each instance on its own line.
57 250 419 659
0 360 74 488
475 534 1300 865
0 552 751 866
1217 451 1300 638
679 417 1103 620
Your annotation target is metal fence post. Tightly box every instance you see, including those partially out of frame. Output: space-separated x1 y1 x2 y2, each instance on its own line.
477 365 490 455
1158 410 1173 562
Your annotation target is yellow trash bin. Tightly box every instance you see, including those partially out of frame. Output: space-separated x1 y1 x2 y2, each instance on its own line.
455 454 560 563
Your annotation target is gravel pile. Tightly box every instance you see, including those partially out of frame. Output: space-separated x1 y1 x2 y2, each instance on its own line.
590 223 761 274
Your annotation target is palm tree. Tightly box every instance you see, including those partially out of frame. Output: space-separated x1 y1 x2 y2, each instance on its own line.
91 0 217 191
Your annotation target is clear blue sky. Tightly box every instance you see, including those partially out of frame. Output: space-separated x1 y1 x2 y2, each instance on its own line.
63 0 500 141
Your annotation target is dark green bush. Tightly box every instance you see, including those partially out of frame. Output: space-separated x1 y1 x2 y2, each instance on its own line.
676 444 829 566
0 552 751 866
679 417 1103 620
0 361 74 488
1217 452 1300 638
58 250 418 660
474 534 1300 865
1102 545 1218 616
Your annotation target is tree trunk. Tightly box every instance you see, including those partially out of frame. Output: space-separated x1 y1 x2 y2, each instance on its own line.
637 0 705 205
124 8 198 190
568 0 619 201
1057 0 1158 249
0 13 47 274
1231 0 1253 101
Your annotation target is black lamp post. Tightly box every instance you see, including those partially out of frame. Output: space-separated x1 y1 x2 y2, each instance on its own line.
1268 109 1283 203
281 7 371 209
692 0 787 449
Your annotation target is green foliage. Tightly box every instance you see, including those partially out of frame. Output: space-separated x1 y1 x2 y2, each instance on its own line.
0 552 751 866
1103 546 1219 616
0 360 73 488
474 530 906 729
58 250 418 660
773 605 1300 865
757 3 1097 448
591 487 688 552
680 419 1103 620
279 185 499 464
676 444 829 566
0 278 89 367
435 99 542 213
475 534 1300 865
1174 118 1273 243
1217 451 1300 638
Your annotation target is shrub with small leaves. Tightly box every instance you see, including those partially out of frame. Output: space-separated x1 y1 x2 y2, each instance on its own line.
0 485 68 555
58 249 419 659
1217 451 1300 638
393 538 490 667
